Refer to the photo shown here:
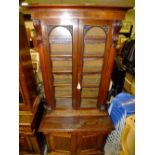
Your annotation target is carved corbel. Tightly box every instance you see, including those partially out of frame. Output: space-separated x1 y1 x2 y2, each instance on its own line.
33 19 43 45
111 21 122 47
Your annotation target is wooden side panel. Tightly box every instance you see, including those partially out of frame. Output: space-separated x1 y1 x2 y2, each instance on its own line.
19 12 37 111
33 19 55 110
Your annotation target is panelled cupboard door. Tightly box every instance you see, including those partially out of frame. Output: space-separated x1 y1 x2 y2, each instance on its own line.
40 19 78 110
46 132 105 154
77 20 112 109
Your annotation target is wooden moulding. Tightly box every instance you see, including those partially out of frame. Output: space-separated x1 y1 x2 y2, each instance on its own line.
39 109 114 134
24 0 134 9
45 109 108 117
39 116 114 134
29 7 126 20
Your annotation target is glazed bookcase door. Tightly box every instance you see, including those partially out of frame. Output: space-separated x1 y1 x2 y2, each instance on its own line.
77 20 112 109
41 19 78 109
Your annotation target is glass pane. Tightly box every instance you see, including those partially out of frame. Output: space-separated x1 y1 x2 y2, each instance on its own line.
55 86 72 97
49 26 72 55
52 60 72 72
81 99 97 108
81 88 99 98
50 44 72 55
80 26 106 108
56 98 72 109
54 74 72 84
84 44 105 56
84 27 106 56
49 26 73 108
83 59 103 72
82 74 101 86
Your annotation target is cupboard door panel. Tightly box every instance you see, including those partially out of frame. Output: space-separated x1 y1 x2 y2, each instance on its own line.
77 133 105 154
46 132 105 154
54 137 71 151
80 135 98 150
48 133 71 153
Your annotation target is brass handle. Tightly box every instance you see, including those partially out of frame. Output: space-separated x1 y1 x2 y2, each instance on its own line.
77 73 81 90
77 82 81 90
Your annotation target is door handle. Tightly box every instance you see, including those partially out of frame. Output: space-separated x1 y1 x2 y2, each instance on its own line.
77 81 81 90
77 73 81 90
